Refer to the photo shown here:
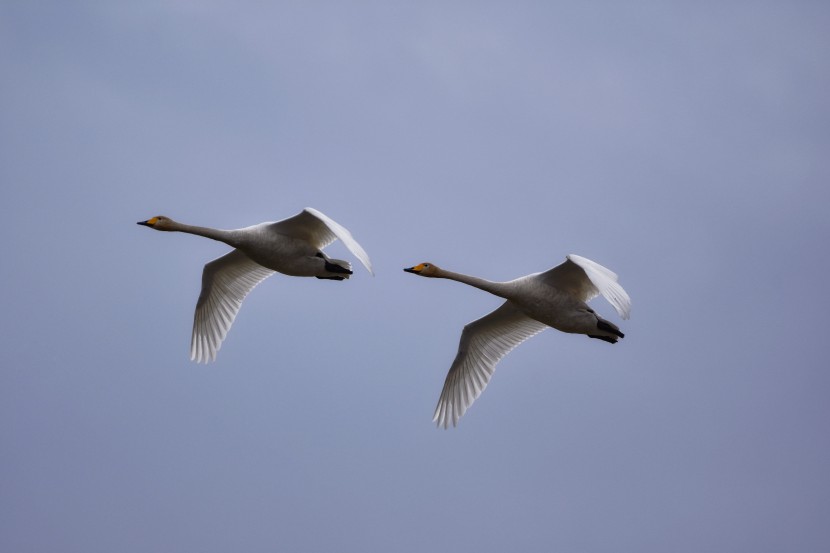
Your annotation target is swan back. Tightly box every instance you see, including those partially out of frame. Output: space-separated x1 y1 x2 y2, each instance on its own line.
269 208 373 275
538 255 631 319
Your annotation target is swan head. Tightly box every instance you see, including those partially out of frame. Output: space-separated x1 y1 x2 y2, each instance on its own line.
137 216 175 231
404 262 439 277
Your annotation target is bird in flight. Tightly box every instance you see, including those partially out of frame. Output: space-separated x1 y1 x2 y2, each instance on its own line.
138 208 373 362
404 255 630 428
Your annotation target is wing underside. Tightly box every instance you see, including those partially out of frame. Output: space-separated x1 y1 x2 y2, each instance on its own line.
434 302 547 428
191 250 275 363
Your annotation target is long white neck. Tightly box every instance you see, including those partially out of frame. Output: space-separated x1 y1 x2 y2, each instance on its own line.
434 268 513 299
168 221 240 247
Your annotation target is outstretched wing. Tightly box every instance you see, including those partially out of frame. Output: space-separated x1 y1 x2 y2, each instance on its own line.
268 208 373 275
191 250 275 363
538 254 630 320
434 302 547 428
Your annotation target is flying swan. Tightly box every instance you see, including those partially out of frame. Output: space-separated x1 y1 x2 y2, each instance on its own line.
138 208 373 363
404 255 630 428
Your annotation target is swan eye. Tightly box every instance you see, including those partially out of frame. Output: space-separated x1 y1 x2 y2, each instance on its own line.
423 264 430 268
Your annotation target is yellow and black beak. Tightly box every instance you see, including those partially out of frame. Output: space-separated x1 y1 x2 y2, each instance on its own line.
403 264 424 274
137 217 158 227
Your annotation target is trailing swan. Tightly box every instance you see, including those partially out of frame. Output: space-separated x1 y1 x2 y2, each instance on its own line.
404 255 630 428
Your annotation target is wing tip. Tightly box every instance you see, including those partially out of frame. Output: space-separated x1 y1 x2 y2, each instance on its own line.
306 207 374 275
569 254 631 319
433 401 459 429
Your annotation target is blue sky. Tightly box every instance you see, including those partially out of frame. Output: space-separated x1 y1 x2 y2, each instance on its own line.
2 2 829 552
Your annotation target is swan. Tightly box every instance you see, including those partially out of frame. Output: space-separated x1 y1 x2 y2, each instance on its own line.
138 208 373 363
404 255 630 428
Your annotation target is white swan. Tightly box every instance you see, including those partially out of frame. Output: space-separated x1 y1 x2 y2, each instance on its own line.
404 255 630 428
138 208 373 363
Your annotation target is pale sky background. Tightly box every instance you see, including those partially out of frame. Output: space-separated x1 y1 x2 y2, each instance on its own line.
2 2 829 552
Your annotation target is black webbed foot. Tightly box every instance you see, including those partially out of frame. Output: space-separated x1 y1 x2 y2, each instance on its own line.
596 320 624 338
588 334 618 344
323 261 352 275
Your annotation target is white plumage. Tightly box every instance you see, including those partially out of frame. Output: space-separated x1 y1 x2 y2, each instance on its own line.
139 208 373 363
404 255 631 428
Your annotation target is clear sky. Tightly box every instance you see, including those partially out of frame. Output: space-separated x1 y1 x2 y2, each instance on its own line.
2 2 829 552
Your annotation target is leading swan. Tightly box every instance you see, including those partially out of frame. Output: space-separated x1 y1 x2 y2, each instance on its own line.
138 208 373 363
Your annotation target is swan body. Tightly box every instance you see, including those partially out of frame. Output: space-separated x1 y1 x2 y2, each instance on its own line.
138 208 373 363
404 255 630 428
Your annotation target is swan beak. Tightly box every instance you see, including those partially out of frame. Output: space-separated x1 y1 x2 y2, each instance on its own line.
137 220 151 226
403 266 418 274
